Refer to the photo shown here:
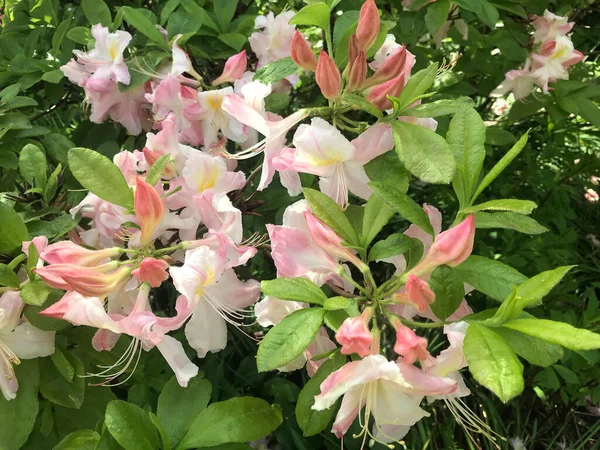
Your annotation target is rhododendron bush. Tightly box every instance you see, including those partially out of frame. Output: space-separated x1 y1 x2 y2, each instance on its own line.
0 0 599 449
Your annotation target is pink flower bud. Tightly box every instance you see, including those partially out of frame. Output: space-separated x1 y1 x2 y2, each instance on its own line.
356 0 380 51
393 322 430 364
291 30 317 72
304 212 366 271
212 50 247 86
60 266 132 298
347 35 360 70
365 74 406 110
397 275 435 313
22 236 48 258
346 51 367 92
135 178 165 247
411 215 475 277
143 147 176 178
364 46 408 88
336 309 373 357
132 257 170 288
316 51 341 100
40 241 121 267
35 261 120 291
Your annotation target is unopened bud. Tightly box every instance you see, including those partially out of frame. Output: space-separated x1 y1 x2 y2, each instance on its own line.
212 50 247 86
356 0 380 51
316 51 341 100
291 30 317 71
365 74 406 110
346 51 367 92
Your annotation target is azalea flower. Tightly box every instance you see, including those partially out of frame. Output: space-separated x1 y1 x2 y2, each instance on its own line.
197 87 247 149
273 118 394 206
313 354 456 445
169 245 260 358
491 63 536 100
530 36 585 93
0 291 55 400
532 10 575 43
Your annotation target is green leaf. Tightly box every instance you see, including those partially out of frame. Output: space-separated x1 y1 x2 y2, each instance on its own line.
391 63 439 112
392 121 456 184
474 211 547 235
257 308 326 372
464 199 537 215
19 144 47 189
502 319 600 351
39 351 85 409
105 400 159 450
364 151 409 190
402 97 475 118
0 112 32 130
20 281 50 307
27 215 79 241
177 397 283 449
574 97 600 127
0 360 40 449
145 154 171 185
454 255 527 302
260 278 327 306
218 33 246 51
160 0 181 25
369 181 434 235
0 203 28 254
429 265 465 320
82 0 112 27
471 131 528 203
324 309 350 332
290 3 331 31
0 264 20 288
477 0 499 29
253 57 299 84
157 376 212 448
66 27 91 45
361 194 394 248
495 328 563 367
323 296 350 311
368 233 416 262
425 0 451 35
464 324 524 403
43 133 74 164
121 7 168 49
213 0 239 31
150 413 172 450
303 188 360 246
447 108 485 206
296 353 346 436
344 93 383 119
485 127 517 146
167 8 205 36
51 346 75 382
516 266 575 308
68 148 134 209
54 430 100 450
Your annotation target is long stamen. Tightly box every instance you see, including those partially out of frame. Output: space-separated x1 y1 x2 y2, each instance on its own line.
83 338 144 386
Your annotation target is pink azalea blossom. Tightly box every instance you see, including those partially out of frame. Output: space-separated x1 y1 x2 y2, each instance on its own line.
41 286 198 387
273 118 393 206
585 188 599 203
213 50 247 86
393 322 431 364
197 87 247 149
249 11 295 67
0 291 55 400
532 10 575 43
313 354 456 442
131 258 170 288
336 309 373 357
530 36 585 93
491 63 536 100
169 246 260 358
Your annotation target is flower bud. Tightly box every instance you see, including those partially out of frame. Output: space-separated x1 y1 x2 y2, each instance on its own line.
60 266 132 298
291 30 317 71
316 51 341 100
132 257 170 288
142 147 176 178
35 261 120 291
392 321 430 364
40 241 121 267
356 0 380 51
394 275 435 313
304 212 367 271
347 35 360 70
135 177 165 247
365 74 406 110
336 309 373 357
346 50 367 92
212 50 247 86
411 215 475 277
363 46 408 89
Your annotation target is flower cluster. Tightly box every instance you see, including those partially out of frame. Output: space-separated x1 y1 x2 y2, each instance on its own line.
492 10 584 100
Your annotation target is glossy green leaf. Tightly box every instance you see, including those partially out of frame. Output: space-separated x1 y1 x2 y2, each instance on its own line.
495 328 563 367
464 199 537 215
253 57 299 84
290 3 331 31
121 7 168 48
516 266 576 308
82 0 112 26
105 400 159 450
157 376 212 448
257 308 326 372
368 233 416 262
364 151 409 190
19 144 46 189
391 63 438 112
425 0 451 35
19 281 50 307
455 256 527 302
429 265 465 320
54 430 100 450
39 351 84 409
392 121 456 184
260 278 327 305
361 194 395 248
474 211 547 235
502 319 600 351
369 181 434 235
68 148 134 209
464 324 524 403
0 264 20 288
0 202 29 254
303 188 360 246
177 397 283 449
402 97 475 118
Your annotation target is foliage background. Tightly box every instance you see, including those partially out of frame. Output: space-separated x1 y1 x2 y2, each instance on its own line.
0 0 599 448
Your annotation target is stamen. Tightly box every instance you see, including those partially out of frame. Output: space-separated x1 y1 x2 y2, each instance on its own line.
83 338 144 386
